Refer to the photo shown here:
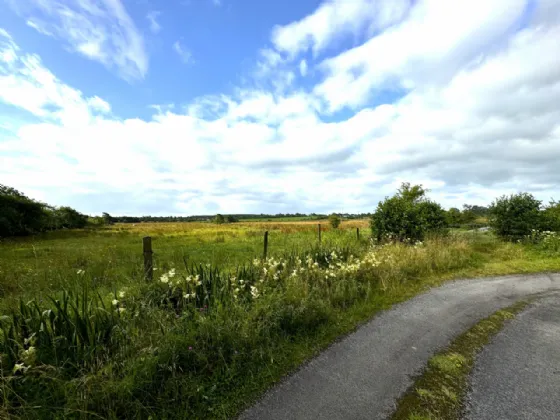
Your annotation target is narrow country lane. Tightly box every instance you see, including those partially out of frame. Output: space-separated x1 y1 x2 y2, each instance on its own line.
466 294 560 420
239 273 560 420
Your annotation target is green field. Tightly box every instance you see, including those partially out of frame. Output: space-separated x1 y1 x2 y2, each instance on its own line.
1 221 559 419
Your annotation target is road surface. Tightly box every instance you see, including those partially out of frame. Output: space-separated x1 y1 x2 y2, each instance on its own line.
239 273 560 420
466 294 560 420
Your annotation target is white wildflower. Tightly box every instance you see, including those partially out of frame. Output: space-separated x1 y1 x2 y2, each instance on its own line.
112 299 119 306
118 290 125 299
76 269 85 275
250 285 260 299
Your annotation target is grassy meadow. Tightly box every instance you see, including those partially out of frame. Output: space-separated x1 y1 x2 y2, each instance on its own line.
1 219 560 419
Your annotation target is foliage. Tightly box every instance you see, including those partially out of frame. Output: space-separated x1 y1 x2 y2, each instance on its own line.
489 193 543 240
0 218 559 417
541 200 560 232
215 214 225 224
328 214 341 229
370 183 447 242
0 184 88 237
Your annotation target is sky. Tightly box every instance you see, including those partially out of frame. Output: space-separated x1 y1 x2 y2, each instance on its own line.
1 0 560 216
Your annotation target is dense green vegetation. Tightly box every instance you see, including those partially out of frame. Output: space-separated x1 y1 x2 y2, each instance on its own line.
0 184 559 418
0 185 88 237
370 183 447 242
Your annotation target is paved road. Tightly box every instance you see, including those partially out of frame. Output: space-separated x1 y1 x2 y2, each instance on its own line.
239 273 560 420
466 294 560 420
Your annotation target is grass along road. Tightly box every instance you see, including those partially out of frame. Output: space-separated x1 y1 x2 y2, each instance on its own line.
1 224 560 418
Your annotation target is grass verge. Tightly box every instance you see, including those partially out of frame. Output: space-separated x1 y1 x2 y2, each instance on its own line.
391 300 530 420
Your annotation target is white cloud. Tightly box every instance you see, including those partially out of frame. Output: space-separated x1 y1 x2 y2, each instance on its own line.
0 30 112 126
314 0 528 112
173 40 192 64
8 0 148 81
2 0 560 215
271 0 411 58
146 11 161 34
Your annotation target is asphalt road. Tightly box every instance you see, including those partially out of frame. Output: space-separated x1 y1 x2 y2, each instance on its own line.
239 273 560 420
466 294 560 420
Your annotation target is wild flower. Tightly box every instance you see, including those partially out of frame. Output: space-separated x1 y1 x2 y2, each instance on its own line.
76 269 85 275
117 307 126 313
112 299 119 306
250 285 260 299
118 290 125 299
13 363 26 374
160 274 169 284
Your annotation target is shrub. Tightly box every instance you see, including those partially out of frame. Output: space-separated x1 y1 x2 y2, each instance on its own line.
370 183 447 242
541 200 560 232
214 214 225 224
489 193 543 240
328 214 341 229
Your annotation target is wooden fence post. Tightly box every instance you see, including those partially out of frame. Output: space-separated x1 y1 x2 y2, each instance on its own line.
143 236 153 281
357 227 360 241
318 223 321 244
263 231 269 260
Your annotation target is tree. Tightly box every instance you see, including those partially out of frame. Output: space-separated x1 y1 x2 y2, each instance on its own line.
542 200 560 232
446 208 462 225
489 193 542 240
370 182 447 242
102 212 114 225
225 215 239 223
54 207 88 229
328 214 341 229
0 184 50 236
215 214 225 224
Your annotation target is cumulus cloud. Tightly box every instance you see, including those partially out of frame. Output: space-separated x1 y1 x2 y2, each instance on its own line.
2 0 560 215
7 0 148 81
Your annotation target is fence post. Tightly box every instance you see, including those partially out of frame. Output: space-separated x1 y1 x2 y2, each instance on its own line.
143 236 153 281
357 227 360 241
263 231 269 260
318 223 321 244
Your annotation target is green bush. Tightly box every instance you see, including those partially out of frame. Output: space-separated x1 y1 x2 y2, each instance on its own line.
370 183 447 242
489 193 543 240
541 200 560 232
328 214 341 229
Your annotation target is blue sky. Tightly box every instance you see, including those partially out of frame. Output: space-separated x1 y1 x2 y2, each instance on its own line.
1 0 560 216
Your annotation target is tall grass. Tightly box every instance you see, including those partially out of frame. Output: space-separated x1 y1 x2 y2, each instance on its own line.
0 225 558 418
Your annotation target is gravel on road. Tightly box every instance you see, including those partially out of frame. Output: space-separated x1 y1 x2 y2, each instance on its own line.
466 294 560 420
239 273 560 420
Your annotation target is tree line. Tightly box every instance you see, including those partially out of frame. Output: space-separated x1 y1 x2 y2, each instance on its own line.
2 182 559 241
0 185 88 237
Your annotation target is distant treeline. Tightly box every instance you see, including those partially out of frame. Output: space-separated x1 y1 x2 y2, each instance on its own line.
106 212 372 224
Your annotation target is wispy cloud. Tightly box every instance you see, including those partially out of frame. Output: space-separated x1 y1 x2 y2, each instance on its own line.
0 30 111 125
271 0 411 58
7 0 148 81
146 11 161 34
173 40 192 64
212 0 222 6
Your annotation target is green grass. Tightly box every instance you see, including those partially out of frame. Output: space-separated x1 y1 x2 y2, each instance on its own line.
391 301 529 420
0 223 558 419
